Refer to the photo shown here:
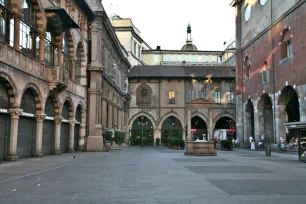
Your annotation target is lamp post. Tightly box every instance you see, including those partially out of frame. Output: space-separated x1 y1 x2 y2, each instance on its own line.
137 116 149 147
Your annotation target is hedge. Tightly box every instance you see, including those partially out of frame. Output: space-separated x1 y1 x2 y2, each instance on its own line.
115 131 126 145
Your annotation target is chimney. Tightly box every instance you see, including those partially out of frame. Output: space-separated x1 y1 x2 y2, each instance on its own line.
156 46 161 50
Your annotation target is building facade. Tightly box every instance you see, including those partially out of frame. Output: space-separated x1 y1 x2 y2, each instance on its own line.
128 65 236 146
109 15 151 67
232 0 306 146
0 0 94 161
86 0 131 151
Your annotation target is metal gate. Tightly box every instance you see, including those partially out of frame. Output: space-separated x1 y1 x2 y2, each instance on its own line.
17 117 36 159
0 113 10 161
42 120 55 155
60 122 69 153
74 124 80 151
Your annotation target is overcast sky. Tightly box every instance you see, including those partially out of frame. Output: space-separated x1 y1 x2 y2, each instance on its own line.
102 0 235 51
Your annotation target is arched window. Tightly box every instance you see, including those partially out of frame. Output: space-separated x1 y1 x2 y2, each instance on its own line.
244 56 250 80
140 89 148 103
75 42 83 84
44 32 57 66
281 29 292 59
62 33 72 78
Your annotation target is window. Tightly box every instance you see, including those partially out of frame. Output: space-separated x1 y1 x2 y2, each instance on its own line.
184 55 188 61
198 56 202 62
281 29 293 60
133 41 137 55
140 89 148 103
154 54 159 62
201 85 206 98
286 40 293 58
245 4 251 22
177 55 182 61
168 90 176 104
214 91 221 103
191 55 195 62
219 56 222 62
163 54 168 61
244 56 251 80
205 55 209 62
261 62 269 84
170 54 174 61
138 46 141 59
212 56 217 62
227 91 234 104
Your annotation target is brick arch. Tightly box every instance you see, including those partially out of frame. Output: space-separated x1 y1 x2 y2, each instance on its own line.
31 0 47 34
258 93 272 109
63 31 74 57
158 112 184 129
0 72 18 108
278 85 300 105
20 83 43 112
136 83 152 106
45 92 61 116
213 113 236 126
76 41 85 64
45 13 62 47
62 97 74 119
129 112 157 129
191 112 208 127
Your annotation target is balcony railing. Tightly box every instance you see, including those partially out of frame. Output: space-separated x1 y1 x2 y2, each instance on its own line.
62 52 72 78
0 5 11 44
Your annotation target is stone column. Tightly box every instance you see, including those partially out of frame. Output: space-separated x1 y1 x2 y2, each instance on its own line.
13 12 22 51
125 111 129 144
118 110 122 131
68 119 76 152
182 127 186 141
113 107 118 129
6 109 22 161
102 99 107 128
53 116 63 155
33 113 46 158
57 46 62 67
275 105 287 144
78 115 86 152
187 108 191 141
38 33 45 62
71 58 76 81
107 103 113 128
208 108 213 141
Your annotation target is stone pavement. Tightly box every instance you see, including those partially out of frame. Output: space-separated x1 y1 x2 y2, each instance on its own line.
0 147 306 204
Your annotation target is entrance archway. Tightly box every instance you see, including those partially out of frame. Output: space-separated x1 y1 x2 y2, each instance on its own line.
75 105 82 151
161 116 183 144
131 116 154 146
246 99 255 144
258 94 274 143
43 95 57 155
61 100 73 153
191 116 207 140
279 86 300 143
214 116 236 140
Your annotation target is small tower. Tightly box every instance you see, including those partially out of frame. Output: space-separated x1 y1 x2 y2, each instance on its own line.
186 23 192 43
181 23 198 51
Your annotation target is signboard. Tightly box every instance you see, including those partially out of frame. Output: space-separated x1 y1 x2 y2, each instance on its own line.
191 129 196 133
214 129 227 141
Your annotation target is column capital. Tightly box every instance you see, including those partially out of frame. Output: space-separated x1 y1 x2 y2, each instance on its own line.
54 116 63 124
69 119 76 127
11 11 23 19
35 113 46 122
9 109 22 119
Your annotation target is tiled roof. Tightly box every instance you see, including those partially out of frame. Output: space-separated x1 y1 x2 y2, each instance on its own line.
128 65 235 79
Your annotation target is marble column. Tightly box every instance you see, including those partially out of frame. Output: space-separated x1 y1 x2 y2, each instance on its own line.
208 108 213 140
33 113 46 157
53 116 63 155
38 33 45 62
6 109 22 161
113 107 118 129
71 57 76 81
68 119 76 152
107 103 113 128
102 99 107 128
187 108 191 141
13 12 22 51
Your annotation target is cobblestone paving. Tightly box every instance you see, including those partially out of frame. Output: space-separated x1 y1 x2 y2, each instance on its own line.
0 147 306 204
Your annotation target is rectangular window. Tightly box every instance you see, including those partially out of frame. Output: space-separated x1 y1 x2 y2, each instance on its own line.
138 46 141 59
286 41 293 58
227 91 234 104
154 54 159 62
177 55 182 61
198 56 202 62
212 56 217 62
163 54 168 61
205 55 209 62
170 54 174 61
133 41 137 55
184 55 188 61
261 66 269 84
214 91 221 103
191 55 195 62
219 56 222 62
168 90 176 104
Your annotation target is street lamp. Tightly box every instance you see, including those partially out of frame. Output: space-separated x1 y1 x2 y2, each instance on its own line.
137 116 149 147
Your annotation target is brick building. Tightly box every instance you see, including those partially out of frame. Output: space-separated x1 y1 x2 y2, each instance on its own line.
232 0 306 146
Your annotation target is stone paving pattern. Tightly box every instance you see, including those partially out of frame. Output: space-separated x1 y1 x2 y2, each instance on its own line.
0 147 306 204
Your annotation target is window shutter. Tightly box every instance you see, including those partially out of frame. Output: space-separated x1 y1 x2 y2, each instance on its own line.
166 90 169 104
175 91 178 104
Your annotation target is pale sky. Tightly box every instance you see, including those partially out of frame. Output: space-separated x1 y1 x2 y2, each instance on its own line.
102 0 235 51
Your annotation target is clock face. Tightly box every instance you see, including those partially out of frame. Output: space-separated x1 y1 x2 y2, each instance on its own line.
245 4 251 22
260 0 267 5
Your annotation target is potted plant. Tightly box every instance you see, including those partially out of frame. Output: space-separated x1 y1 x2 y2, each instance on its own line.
103 130 113 152
180 139 185 150
174 138 179 150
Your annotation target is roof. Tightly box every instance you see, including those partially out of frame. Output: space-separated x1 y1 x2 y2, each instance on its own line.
181 43 198 51
45 7 79 31
75 0 95 21
128 65 235 79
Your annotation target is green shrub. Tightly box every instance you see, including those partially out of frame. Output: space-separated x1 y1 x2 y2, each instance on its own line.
103 131 113 144
156 138 160 146
115 131 125 145
221 140 229 149
180 140 185 148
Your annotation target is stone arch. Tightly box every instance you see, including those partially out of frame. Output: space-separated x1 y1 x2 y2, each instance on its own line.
192 112 208 127
20 83 43 112
31 0 47 34
62 97 74 119
75 101 86 123
136 83 152 106
245 99 255 144
158 112 184 129
0 72 18 108
63 31 75 57
45 92 61 116
75 41 86 84
213 113 235 127
258 93 274 143
129 112 156 129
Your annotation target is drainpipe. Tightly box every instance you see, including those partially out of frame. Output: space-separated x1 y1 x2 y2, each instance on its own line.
270 0 275 156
